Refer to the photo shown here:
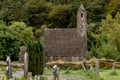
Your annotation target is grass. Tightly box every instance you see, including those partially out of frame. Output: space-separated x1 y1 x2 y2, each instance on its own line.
44 67 120 80
44 68 94 80
100 68 120 80
1 66 120 80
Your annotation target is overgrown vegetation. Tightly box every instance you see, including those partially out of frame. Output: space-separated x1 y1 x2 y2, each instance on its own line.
27 40 44 75
0 0 120 61
44 68 120 80
0 21 33 60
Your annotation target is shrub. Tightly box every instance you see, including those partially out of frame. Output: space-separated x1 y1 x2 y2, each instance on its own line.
0 21 20 60
27 40 44 76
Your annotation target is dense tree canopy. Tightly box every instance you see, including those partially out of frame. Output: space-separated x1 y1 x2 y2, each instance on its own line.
87 12 120 61
0 21 34 60
0 0 120 61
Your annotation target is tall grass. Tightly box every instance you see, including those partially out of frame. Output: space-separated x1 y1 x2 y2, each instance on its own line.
44 68 120 80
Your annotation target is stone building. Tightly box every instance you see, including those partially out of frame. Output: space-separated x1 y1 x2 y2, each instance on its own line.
44 4 87 62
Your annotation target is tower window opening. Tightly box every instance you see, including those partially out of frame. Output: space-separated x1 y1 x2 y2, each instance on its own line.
81 13 83 18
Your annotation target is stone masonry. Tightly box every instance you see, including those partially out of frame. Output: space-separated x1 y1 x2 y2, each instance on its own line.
44 4 87 62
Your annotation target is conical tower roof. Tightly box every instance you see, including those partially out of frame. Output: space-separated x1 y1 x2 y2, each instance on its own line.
78 4 86 12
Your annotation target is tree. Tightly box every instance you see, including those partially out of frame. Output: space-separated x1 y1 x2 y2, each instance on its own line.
0 21 34 60
27 40 44 75
105 0 120 17
48 4 70 28
8 22 34 42
0 0 28 25
87 13 120 61
26 0 51 28
0 21 20 60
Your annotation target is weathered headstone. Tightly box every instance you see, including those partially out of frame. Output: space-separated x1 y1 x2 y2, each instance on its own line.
72 57 76 62
112 62 115 72
34 75 41 80
19 46 27 63
82 57 88 71
50 56 53 61
90 66 94 73
65 67 70 74
28 72 32 80
38 75 41 80
63 57 66 61
6 56 12 79
35 75 38 80
24 52 28 77
76 57 79 62
95 60 99 77
0 75 3 80
72 57 79 62
53 65 60 80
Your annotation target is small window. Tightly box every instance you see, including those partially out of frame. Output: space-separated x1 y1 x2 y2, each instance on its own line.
81 13 83 18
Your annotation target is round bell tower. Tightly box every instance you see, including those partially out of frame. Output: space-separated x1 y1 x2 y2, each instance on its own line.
77 4 87 37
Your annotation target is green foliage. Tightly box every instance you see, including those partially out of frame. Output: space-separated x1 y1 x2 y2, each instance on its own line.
27 40 44 76
105 0 120 16
87 12 120 61
0 0 28 24
99 13 120 60
0 21 34 60
85 0 105 22
34 24 46 40
0 21 20 60
0 0 120 62
9 22 34 42
87 23 100 59
1 0 117 28
48 4 70 28
26 0 51 28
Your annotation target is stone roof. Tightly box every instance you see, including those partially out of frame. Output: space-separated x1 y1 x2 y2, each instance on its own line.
44 28 86 57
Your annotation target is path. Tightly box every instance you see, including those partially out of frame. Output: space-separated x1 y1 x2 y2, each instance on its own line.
13 72 83 80
44 74 82 80
13 70 24 78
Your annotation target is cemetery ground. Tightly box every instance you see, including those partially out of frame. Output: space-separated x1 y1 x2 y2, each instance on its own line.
44 68 120 80
0 61 120 80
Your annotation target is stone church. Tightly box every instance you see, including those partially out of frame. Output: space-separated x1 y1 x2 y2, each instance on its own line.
44 4 87 62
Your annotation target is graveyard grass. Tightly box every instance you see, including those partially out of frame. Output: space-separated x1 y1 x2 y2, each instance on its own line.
1 66 120 80
0 65 17 74
44 68 120 80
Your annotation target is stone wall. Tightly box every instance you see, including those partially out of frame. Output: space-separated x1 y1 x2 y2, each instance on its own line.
44 28 87 62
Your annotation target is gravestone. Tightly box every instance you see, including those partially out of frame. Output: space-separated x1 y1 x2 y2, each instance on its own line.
24 52 28 77
90 66 94 73
35 75 38 80
34 75 41 80
28 72 32 80
112 62 115 72
38 75 41 80
0 76 2 80
6 56 12 79
72 57 79 62
19 46 27 63
0 75 3 80
65 67 70 74
72 57 76 62
82 57 88 71
95 60 99 77
76 57 79 62
50 56 53 61
53 65 60 80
